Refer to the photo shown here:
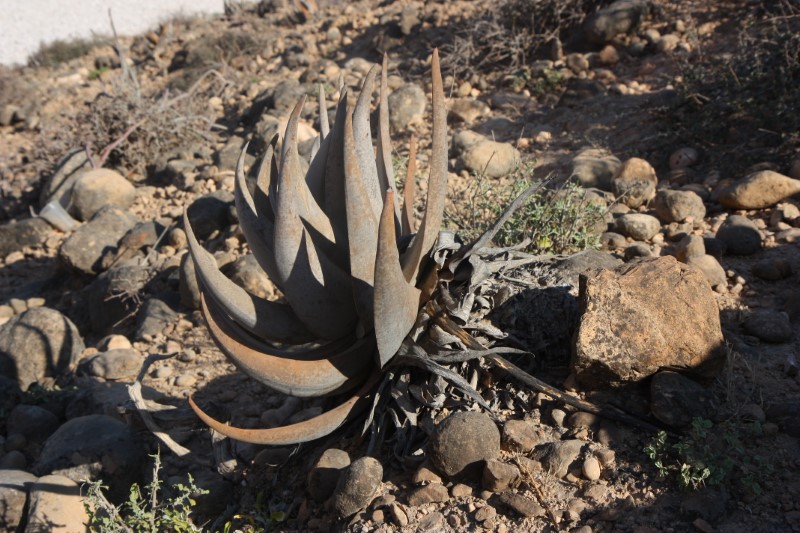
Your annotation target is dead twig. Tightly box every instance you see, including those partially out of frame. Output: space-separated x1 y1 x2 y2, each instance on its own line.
127 353 194 458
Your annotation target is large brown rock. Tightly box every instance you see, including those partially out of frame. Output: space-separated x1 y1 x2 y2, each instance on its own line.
572 256 725 388
718 170 800 209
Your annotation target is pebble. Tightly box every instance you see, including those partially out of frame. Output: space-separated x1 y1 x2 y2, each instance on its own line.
716 215 762 255
85 348 141 380
454 130 520 179
308 448 350 502
70 168 136 221
451 483 473 498
407 483 449 506
498 492 545 518
7 404 59 443
482 459 520 492
0 218 52 259
59 206 139 274
670 147 700 169
34 414 146 502
429 411 500 478
569 148 621 191
0 306 84 390
412 465 442 485
0 450 27 469
0 469 37 530
538 439 584 479
388 83 426 131
25 474 89 532
612 157 657 208
582 456 602 481
615 213 661 241
332 457 383 518
718 170 800 209
503 419 546 452
742 310 792 343
624 242 652 259
685 254 727 288
174 373 197 387
654 189 706 223
387 502 408 526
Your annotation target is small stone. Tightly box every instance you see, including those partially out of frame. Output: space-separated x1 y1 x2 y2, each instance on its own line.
612 157 657 208
60 206 139 274
174 373 197 387
740 403 766 423
482 459 520 492
332 457 383 518
454 130 520 179
498 492 545 518
371 509 385 524
537 439 584 479
624 242 652 260
742 310 792 343
715 215 762 255
34 414 146 502
752 258 792 281
595 448 616 467
85 348 141 381
718 170 800 209
388 83 426 131
569 148 621 191
654 190 706 223
584 0 649 44
615 213 661 241
407 483 449 506
418 511 444 531
685 254 727 288
7 404 59 443
0 470 37 530
550 408 567 427
448 98 491 124
412 465 442 485
657 34 681 53
670 147 700 169
0 307 84 390
503 419 546 452
308 448 351 502
582 457 602 481
71 168 136 221
674 234 705 261
25 474 89 532
0 450 27 469
429 411 500 478
475 504 497 522
134 297 178 341
387 503 408 526
451 483 473 498
98 334 133 351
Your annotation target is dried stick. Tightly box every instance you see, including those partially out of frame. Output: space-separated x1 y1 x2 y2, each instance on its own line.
127 353 193 457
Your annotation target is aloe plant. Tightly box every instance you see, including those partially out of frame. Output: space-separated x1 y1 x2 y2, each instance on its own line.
184 50 657 447
184 51 450 445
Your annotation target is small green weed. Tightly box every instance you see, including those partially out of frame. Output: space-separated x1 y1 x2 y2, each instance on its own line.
84 450 208 532
89 66 110 80
447 167 605 254
222 489 288 533
644 417 774 494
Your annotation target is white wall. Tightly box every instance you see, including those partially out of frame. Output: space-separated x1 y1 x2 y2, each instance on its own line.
0 0 226 66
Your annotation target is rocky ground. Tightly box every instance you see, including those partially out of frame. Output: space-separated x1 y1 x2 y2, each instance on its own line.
1 0 800 532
